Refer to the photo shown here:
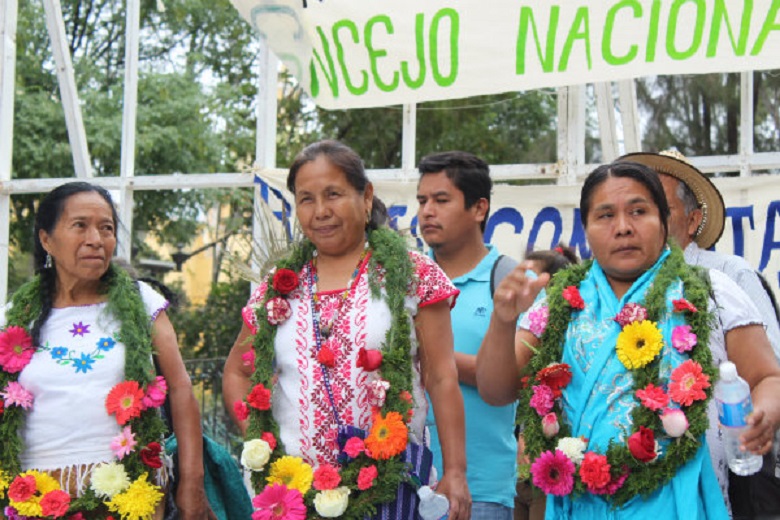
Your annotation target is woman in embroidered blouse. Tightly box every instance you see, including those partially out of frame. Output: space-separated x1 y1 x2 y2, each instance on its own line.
476 162 780 519
0 182 211 519
223 140 470 519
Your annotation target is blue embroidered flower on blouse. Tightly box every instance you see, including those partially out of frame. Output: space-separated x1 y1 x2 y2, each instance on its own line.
50 346 68 360
97 337 116 351
73 353 95 373
70 321 91 337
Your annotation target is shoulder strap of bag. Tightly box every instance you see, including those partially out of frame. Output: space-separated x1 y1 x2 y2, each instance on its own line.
490 254 518 298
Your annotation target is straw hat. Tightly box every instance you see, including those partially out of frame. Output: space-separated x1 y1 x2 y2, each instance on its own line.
616 150 725 249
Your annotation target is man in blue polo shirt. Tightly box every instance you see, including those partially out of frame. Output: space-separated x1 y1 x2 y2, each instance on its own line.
417 151 518 519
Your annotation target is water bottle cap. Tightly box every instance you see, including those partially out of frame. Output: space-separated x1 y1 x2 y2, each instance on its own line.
719 361 737 381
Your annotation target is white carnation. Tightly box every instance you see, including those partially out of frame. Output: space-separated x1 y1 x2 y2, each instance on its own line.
241 439 272 471
90 462 131 498
314 486 351 517
556 437 587 464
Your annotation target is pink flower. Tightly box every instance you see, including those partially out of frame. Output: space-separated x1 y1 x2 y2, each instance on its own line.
8 475 36 502
529 385 555 416
671 325 697 353
614 303 648 328
141 376 168 409
530 450 575 496
313 464 341 491
673 298 698 313
669 360 710 406
356 348 383 372
1 381 34 409
367 379 391 408
261 432 278 451
242 349 256 368
357 465 378 490
527 306 549 336
110 426 138 460
40 490 71 518
0 326 34 373
542 413 560 438
660 408 689 438
234 401 250 421
252 483 306 520
562 286 584 310
590 466 630 495
579 452 612 492
266 297 292 326
635 383 669 411
344 437 365 458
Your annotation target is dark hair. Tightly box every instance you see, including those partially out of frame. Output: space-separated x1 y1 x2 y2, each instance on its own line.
31 182 119 346
525 244 579 277
287 140 387 230
417 151 492 232
580 161 670 241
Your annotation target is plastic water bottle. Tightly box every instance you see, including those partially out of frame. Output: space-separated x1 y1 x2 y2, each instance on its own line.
417 485 449 520
714 361 763 476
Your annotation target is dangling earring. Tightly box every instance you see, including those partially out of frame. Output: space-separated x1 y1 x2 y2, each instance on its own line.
44 253 53 269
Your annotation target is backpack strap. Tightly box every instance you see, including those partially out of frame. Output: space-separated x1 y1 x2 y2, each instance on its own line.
490 254 518 298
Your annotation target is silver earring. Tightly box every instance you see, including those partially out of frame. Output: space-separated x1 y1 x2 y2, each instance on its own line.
44 253 52 269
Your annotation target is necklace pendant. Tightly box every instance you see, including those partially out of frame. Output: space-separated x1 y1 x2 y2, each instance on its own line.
321 324 331 338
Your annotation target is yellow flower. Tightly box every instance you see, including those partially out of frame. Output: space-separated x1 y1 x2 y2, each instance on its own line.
10 470 60 517
0 470 9 499
616 320 664 370
106 473 163 520
266 456 314 495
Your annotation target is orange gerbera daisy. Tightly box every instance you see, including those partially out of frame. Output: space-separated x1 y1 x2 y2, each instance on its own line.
365 412 408 460
105 381 144 425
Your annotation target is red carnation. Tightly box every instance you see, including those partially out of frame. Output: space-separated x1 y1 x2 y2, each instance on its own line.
579 452 612 491
272 268 299 295
247 383 272 410
672 298 698 313
356 348 383 372
313 463 342 491
614 303 648 328
562 286 585 310
265 297 292 325
261 431 277 451
234 400 250 421
627 426 658 462
0 399 4 416
536 363 572 398
317 345 336 368
40 489 71 518
141 442 163 469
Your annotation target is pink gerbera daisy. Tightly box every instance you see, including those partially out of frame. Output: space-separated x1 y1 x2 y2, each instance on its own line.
252 483 307 520
110 426 138 460
0 326 34 373
530 450 575 496
669 360 710 406
1 381 34 409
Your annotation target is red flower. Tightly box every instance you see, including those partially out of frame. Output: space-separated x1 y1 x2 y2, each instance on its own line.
317 345 336 368
635 383 669 411
536 363 572 398
68 514 86 520
672 298 698 313
357 465 379 490
8 474 36 502
313 463 341 491
356 348 383 372
669 360 710 406
265 297 292 325
0 399 4 416
247 383 272 410
562 286 585 310
614 303 648 328
520 375 531 389
141 442 163 469
234 400 250 421
0 325 34 373
272 268 299 295
579 452 612 491
105 381 144 425
590 466 630 496
40 489 71 518
399 391 413 403
261 431 277 451
628 426 657 462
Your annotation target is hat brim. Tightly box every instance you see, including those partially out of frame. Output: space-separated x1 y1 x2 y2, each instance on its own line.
616 153 725 249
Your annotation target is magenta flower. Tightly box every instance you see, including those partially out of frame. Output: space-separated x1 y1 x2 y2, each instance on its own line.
614 303 648 328
1 381 34 409
530 449 575 496
242 349 256 367
343 437 365 458
110 426 138 460
0 326 34 373
141 376 168 409
252 483 307 520
671 325 697 353
528 306 549 336
529 385 555 416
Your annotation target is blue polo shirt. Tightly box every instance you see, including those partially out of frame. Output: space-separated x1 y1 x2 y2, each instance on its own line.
426 245 517 508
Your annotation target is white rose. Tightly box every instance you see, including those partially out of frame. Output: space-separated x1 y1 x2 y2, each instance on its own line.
313 486 351 517
556 437 587 464
241 439 271 471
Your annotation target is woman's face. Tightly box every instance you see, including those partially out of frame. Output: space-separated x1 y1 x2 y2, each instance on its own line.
294 156 372 259
585 176 666 296
39 191 117 286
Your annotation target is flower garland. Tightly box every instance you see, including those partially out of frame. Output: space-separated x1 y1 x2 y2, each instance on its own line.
0 266 168 519
240 227 420 519
518 246 717 507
